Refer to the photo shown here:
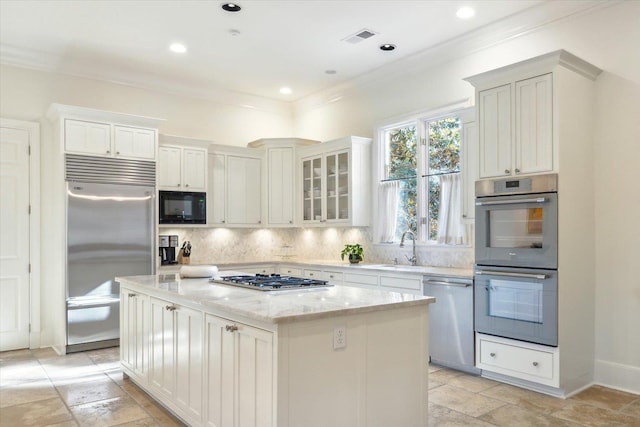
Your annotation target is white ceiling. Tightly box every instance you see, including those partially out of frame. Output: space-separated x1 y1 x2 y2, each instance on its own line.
0 1 604 102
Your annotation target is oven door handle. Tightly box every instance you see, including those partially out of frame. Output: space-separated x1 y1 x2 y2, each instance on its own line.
424 280 471 288
475 197 547 206
475 270 548 280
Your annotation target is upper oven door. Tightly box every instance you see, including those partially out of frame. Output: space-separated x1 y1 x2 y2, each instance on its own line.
475 192 557 268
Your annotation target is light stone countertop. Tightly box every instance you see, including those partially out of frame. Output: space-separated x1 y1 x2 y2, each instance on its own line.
158 260 473 278
117 272 435 324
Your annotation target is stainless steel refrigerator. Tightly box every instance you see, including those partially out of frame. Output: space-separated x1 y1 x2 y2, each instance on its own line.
66 180 154 353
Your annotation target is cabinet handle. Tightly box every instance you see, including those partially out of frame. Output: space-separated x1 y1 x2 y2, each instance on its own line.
515 168 520 174
116 151 120 155
221 220 225 224
258 220 262 224
128 293 137 298
504 169 510 174
106 150 111 154
532 361 539 367
177 184 181 187
490 352 496 357
309 273 314 277
329 275 334 279
289 220 293 224
185 184 189 187
462 214 467 218
165 305 177 311
225 324 238 332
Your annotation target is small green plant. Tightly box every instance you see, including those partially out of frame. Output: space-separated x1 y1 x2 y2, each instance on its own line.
341 243 364 262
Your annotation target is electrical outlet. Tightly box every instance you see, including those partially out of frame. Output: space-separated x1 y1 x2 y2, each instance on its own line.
333 326 346 350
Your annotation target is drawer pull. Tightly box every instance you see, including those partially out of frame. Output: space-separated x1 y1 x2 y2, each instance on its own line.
533 361 539 367
309 273 314 276
490 352 496 357
165 305 177 311
225 325 238 332
329 275 334 279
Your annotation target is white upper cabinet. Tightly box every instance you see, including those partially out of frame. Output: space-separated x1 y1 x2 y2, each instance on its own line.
158 144 207 192
297 136 371 227
460 118 478 222
48 105 163 161
207 145 264 227
267 147 294 225
114 125 156 160
477 74 553 178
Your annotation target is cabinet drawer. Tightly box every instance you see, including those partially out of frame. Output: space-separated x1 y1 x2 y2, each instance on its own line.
303 269 323 279
379 275 422 291
280 266 303 276
343 273 378 286
323 271 343 283
478 336 556 382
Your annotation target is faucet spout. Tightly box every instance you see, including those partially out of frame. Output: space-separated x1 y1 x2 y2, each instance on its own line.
400 230 417 266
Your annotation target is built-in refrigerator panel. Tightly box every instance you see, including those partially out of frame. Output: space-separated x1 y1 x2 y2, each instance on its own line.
66 181 154 352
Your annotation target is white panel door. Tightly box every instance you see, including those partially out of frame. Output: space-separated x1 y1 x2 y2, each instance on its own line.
208 153 226 225
64 119 111 156
268 147 294 225
158 146 182 190
0 126 30 351
114 126 156 160
515 73 553 175
182 148 207 191
227 156 261 225
174 305 203 424
479 84 512 178
149 297 175 397
205 314 236 427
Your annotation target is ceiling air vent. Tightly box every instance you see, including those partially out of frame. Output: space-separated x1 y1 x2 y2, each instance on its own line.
343 29 378 44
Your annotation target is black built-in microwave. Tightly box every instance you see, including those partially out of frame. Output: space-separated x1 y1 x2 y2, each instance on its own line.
159 191 206 224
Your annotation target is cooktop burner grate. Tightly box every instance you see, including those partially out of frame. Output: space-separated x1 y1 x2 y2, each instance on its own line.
210 273 332 291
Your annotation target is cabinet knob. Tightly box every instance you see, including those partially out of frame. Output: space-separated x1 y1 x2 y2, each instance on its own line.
177 184 181 187
106 150 111 154
515 168 520 174
185 184 189 187
165 304 177 311
329 275 334 279
504 169 510 174
258 220 262 224
490 352 496 357
532 361 539 367
225 324 238 332
309 273 314 276
116 151 120 155
462 214 467 218
221 220 225 224
289 220 293 224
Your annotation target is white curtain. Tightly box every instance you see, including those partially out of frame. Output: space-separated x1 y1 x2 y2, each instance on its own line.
436 174 467 245
377 181 401 243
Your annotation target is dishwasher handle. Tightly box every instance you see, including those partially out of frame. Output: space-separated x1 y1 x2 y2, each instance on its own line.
424 279 471 288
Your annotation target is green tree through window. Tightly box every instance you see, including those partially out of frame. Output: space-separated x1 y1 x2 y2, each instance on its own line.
386 125 417 240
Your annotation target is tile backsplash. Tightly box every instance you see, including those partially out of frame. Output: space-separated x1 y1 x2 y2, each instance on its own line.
159 227 473 268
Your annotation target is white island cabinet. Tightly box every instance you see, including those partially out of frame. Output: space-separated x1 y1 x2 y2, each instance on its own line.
117 274 433 427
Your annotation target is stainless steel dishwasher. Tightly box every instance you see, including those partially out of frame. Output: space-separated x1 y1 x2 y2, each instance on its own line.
423 275 480 374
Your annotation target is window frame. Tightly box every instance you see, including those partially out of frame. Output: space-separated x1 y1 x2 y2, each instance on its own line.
375 104 470 245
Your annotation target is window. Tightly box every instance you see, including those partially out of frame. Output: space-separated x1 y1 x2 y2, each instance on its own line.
380 114 463 244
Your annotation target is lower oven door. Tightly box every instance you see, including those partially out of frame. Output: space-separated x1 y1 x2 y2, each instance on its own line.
474 266 558 346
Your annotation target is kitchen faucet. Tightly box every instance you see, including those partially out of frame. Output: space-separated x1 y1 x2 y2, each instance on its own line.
400 230 417 266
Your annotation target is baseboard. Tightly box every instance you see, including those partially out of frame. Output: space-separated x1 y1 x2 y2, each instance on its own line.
594 359 640 395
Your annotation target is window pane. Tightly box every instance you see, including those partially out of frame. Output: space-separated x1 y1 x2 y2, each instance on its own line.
385 125 417 241
427 117 461 241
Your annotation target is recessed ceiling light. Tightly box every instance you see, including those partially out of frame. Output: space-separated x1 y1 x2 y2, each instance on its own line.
456 6 475 19
279 87 292 95
379 44 396 51
169 43 187 53
222 3 242 12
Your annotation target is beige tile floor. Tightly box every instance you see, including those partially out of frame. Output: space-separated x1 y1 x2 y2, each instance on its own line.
1 347 639 426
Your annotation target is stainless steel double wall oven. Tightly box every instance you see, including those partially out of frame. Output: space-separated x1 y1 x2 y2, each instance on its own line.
474 174 558 347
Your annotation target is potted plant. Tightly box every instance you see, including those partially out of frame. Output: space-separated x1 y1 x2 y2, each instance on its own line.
341 243 364 264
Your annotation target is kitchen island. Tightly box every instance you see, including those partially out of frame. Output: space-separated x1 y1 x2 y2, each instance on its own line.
117 272 434 427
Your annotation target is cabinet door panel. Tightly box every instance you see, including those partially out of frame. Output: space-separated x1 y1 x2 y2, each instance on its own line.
268 147 294 225
205 315 236 427
121 290 149 380
149 298 175 397
158 146 182 190
208 153 226 225
461 121 478 221
183 148 207 191
227 156 261 225
479 85 511 178
64 119 111 155
114 126 156 160
175 306 203 422
516 74 553 175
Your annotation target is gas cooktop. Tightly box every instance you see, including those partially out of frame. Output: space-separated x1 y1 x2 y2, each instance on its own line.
210 274 332 292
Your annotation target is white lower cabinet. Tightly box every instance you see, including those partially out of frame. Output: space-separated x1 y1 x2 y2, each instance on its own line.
379 274 423 295
205 314 274 427
121 288 149 381
149 297 203 425
476 333 559 387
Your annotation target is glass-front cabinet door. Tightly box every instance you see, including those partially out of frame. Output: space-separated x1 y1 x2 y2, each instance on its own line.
302 156 323 222
325 150 349 222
